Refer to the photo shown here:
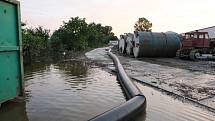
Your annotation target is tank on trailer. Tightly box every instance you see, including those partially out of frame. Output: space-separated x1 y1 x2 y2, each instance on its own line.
125 33 134 55
133 31 181 58
119 35 126 54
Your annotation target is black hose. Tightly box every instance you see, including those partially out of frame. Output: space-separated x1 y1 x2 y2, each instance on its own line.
89 50 146 121
89 96 146 121
108 51 143 98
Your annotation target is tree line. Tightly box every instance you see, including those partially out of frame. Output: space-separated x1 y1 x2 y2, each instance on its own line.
22 23 50 58
22 16 118 61
22 16 152 62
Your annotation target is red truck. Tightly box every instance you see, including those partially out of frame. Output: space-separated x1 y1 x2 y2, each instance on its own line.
177 30 215 60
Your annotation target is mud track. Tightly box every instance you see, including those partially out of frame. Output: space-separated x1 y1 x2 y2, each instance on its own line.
116 53 215 109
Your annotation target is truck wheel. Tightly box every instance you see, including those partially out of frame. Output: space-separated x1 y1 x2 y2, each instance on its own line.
189 50 198 61
176 50 181 58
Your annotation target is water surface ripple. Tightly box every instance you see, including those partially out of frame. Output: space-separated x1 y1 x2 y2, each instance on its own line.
25 60 126 121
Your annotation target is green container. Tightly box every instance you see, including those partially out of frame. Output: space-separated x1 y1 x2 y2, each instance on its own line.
133 32 181 57
0 0 23 104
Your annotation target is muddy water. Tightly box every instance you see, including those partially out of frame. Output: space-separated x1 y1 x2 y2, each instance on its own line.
0 59 126 121
0 58 215 121
135 82 215 121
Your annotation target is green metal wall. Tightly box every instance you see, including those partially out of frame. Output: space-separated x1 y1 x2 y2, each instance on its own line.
0 0 23 104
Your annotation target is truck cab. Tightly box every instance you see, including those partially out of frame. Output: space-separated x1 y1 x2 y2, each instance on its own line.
182 31 210 49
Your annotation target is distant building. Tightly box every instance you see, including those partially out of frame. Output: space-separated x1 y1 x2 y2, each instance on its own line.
108 40 118 46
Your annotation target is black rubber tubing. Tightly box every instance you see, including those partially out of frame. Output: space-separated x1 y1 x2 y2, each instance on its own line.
108 51 142 98
89 50 146 121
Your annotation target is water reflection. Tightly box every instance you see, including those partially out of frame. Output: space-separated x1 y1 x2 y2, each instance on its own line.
24 61 51 77
0 101 28 121
24 59 125 121
134 82 215 121
56 60 91 91
56 60 88 77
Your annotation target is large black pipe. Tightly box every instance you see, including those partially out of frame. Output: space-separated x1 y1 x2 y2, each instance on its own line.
108 51 143 98
89 96 145 121
89 50 146 121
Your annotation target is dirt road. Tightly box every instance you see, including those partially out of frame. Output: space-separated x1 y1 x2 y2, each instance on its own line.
116 54 215 109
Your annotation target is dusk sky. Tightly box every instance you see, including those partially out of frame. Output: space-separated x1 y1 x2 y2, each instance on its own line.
20 0 214 36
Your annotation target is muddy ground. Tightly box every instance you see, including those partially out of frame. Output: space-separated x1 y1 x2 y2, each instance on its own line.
136 57 215 75
86 48 215 110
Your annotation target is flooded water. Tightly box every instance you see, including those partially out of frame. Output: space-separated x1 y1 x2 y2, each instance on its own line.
0 57 215 121
135 82 215 121
0 59 126 121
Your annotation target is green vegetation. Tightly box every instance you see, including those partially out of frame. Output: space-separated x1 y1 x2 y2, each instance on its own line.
134 17 152 32
22 17 118 62
22 23 50 60
50 17 117 52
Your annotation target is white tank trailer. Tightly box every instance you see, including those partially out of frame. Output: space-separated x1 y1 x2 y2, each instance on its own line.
119 35 127 54
125 33 135 55
132 31 181 58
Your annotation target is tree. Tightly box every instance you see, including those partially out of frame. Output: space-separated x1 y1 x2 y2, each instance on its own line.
134 17 152 32
50 16 117 52
22 23 50 59
50 17 89 51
